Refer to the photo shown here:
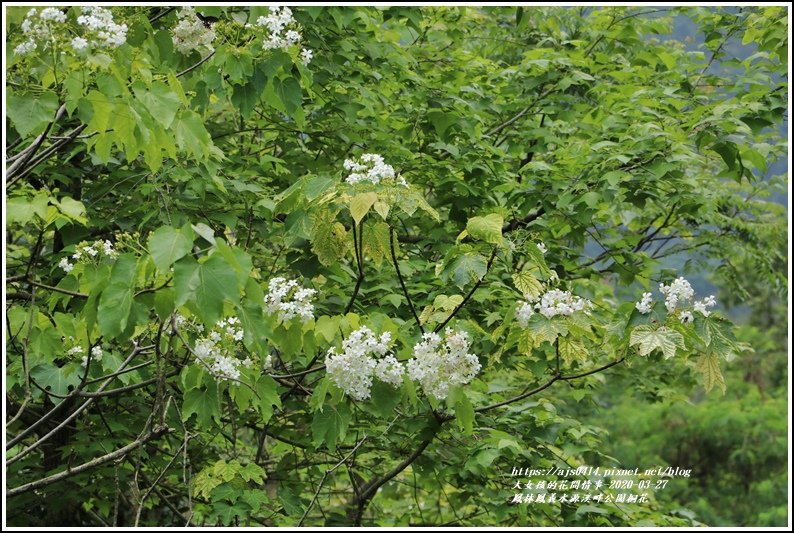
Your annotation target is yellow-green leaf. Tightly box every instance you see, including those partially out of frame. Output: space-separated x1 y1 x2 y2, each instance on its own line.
695 352 726 394
350 192 378 224
512 271 543 299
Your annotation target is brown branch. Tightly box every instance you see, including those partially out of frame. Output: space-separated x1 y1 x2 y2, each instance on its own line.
476 357 626 413
299 435 369 526
176 51 216 78
389 225 424 333
434 246 498 333
7 425 171 497
7 345 144 464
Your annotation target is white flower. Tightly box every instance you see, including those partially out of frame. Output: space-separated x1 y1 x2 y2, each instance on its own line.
516 301 534 328
325 326 401 400
374 354 405 388
67 345 84 356
39 7 67 23
659 277 694 313
15 7 67 56
536 242 547 254
343 153 409 187
407 328 481 401
91 345 104 360
14 41 37 56
71 37 89 51
255 5 313 63
58 257 74 273
191 315 257 383
533 288 592 319
172 7 216 54
264 277 317 323
679 311 694 324
635 292 653 314
77 7 128 50
102 240 118 258
693 295 717 317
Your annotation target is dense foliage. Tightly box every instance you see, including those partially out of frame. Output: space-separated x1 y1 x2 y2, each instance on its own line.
5 6 788 527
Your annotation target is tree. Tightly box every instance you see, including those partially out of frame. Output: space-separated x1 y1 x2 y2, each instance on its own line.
5 5 788 527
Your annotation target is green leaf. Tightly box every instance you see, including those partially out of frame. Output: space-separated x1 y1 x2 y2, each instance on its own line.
630 325 685 359
311 403 351 452
450 389 475 434
695 352 726 394
314 315 338 343
173 254 240 326
264 76 302 116
97 255 138 339
31 364 81 401
361 220 391 267
175 110 212 160
255 375 281 423
7 91 59 137
350 192 378 225
231 80 261 120
512 271 543 299
311 210 349 266
558 336 588 366
373 201 390 220
444 252 488 289
527 317 568 346
369 380 402 419
97 283 134 339
133 81 181 127
148 225 195 273
466 213 504 244
183 381 221 427
427 109 457 141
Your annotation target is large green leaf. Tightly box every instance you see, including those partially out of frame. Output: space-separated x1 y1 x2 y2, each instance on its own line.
173 254 240 326
630 325 685 359
311 403 351 452
7 91 59 137
148 225 195 273
466 213 504 244
133 81 182 127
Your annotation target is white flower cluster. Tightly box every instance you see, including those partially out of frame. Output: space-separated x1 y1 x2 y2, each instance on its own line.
81 345 104 368
635 292 653 314
659 277 695 313
14 8 66 56
193 317 258 382
75 7 128 50
171 7 216 54
254 6 313 65
407 329 481 401
264 277 317 323
343 154 408 187
516 288 592 326
173 313 205 334
67 345 84 357
634 277 718 323
59 240 119 273
325 327 400 401
693 295 717 317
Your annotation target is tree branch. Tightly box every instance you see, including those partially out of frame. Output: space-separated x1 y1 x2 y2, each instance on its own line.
434 246 498 333
299 434 368 526
7 425 171 497
389 225 424 333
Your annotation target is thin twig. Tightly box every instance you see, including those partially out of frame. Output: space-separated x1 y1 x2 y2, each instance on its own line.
7 425 171 497
299 435 369 526
389 225 424 333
